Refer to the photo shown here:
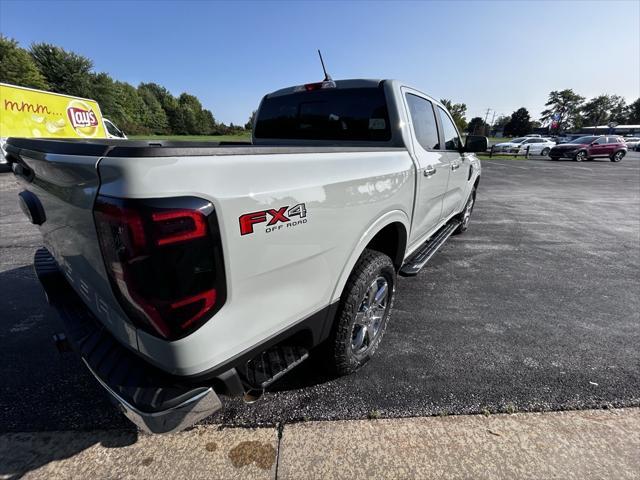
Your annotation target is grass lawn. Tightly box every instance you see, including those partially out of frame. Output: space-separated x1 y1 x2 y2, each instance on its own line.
130 133 251 142
487 137 513 145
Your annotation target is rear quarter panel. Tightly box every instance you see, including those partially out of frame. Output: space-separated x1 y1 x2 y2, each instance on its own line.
98 150 415 375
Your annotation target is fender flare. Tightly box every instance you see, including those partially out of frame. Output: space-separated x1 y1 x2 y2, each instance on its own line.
330 209 410 303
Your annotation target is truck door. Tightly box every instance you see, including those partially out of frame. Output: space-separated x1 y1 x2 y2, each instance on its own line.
402 91 450 244
436 106 468 219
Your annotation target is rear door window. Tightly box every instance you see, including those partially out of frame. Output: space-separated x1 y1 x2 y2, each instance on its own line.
405 94 439 150
254 87 391 141
436 107 462 151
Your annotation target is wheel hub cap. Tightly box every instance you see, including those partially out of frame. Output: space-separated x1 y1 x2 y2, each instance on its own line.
463 196 474 226
351 276 388 356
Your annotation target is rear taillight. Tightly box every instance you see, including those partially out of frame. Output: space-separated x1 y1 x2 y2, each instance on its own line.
94 195 226 340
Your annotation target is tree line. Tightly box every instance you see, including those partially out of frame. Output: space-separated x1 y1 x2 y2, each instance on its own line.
465 90 639 138
0 35 249 135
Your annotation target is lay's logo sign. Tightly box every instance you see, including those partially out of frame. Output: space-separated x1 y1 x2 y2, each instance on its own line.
66 100 100 137
67 107 98 127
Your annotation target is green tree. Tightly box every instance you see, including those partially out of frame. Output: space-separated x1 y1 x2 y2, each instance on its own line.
87 72 122 123
139 82 181 133
175 93 217 135
466 117 487 135
504 108 531 137
540 89 585 133
608 95 627 124
625 99 640 124
440 99 467 132
29 43 93 97
245 110 257 130
110 81 150 134
0 35 48 89
138 86 168 133
581 94 623 127
177 93 203 134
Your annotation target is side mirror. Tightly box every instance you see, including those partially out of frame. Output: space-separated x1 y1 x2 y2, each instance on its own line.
464 135 488 153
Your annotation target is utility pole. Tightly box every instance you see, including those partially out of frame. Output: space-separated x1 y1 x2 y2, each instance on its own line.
489 111 497 136
483 108 492 136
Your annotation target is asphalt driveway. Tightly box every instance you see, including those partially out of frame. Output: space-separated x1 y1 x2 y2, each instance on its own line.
1 153 638 432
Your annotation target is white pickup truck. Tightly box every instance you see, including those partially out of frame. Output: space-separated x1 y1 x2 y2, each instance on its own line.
7 79 486 433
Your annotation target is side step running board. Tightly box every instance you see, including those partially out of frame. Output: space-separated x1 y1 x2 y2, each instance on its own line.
400 220 461 277
245 345 309 389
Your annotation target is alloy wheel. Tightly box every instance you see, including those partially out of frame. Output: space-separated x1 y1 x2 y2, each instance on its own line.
462 194 474 228
351 276 388 357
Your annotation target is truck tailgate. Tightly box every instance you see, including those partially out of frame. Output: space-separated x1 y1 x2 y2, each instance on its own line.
7 139 137 350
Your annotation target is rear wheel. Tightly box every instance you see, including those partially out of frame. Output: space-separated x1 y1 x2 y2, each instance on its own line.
575 150 587 162
541 147 550 156
328 249 396 376
610 150 625 162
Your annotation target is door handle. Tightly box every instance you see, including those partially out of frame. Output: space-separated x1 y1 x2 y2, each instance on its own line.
423 165 436 177
451 162 460 171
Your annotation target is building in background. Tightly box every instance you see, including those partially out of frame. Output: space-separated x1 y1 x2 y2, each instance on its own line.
580 124 640 136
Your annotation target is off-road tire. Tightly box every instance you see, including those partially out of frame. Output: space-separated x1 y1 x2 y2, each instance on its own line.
329 249 396 376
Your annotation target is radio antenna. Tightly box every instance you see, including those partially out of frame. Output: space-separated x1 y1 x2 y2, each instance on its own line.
317 49 332 81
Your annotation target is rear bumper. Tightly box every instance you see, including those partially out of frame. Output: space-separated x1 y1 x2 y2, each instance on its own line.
34 248 235 434
84 360 222 434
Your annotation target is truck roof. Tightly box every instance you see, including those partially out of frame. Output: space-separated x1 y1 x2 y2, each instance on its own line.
266 79 388 97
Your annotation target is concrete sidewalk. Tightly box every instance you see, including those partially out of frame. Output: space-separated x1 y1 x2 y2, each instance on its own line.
1 408 639 479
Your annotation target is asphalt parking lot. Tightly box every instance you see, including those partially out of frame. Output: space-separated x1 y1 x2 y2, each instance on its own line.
0 153 639 433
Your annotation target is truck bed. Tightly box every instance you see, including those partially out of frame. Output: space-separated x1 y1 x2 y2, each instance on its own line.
6 138 406 158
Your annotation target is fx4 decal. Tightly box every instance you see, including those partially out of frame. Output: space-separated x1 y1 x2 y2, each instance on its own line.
239 203 307 235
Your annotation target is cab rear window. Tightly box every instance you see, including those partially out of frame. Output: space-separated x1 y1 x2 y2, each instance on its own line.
254 87 391 141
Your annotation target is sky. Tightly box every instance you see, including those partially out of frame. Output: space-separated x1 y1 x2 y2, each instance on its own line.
1 0 639 125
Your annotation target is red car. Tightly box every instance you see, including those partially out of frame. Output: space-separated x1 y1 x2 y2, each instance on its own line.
549 135 627 162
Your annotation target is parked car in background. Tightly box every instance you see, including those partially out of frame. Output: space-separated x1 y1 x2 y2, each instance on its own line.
518 137 556 155
492 137 528 152
549 135 627 162
622 137 640 151
556 134 584 144
493 137 555 155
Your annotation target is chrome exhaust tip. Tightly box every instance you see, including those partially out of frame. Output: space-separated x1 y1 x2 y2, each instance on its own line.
243 389 264 404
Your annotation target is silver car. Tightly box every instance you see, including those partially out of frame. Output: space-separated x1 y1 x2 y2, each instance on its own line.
493 137 556 155
623 137 640 151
